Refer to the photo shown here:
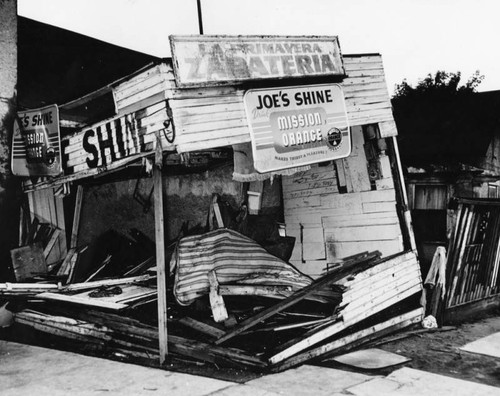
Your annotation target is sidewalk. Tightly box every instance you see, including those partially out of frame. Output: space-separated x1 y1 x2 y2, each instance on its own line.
1 340 499 396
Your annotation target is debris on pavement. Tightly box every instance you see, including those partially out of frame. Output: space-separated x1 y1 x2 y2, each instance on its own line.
1 225 424 372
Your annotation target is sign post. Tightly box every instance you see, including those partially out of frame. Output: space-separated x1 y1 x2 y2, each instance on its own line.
11 104 62 177
243 84 350 173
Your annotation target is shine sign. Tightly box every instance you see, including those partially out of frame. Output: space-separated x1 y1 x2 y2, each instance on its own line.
244 84 350 173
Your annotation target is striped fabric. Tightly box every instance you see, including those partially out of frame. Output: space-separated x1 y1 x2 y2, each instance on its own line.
170 228 312 306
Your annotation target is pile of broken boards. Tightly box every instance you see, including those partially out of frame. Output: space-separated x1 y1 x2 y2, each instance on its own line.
2 227 424 372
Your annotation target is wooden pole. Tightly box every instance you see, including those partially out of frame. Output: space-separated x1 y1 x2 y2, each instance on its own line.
391 136 417 251
70 185 84 249
154 155 168 363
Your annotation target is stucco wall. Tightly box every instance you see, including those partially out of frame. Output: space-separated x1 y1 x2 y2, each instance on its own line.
78 163 246 247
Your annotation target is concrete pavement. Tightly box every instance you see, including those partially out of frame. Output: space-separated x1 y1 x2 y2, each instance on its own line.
1 340 499 395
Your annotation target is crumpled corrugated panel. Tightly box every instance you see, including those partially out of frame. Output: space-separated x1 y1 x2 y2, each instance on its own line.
170 228 312 306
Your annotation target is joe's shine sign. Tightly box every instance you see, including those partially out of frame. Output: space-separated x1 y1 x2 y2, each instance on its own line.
244 84 350 173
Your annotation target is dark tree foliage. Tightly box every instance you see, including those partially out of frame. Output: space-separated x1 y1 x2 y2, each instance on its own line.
391 70 494 168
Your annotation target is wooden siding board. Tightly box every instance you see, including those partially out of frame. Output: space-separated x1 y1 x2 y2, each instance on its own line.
325 223 402 242
326 239 403 262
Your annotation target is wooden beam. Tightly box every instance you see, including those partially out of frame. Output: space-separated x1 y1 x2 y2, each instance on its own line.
36 292 129 310
154 160 168 364
219 284 293 297
208 270 228 323
43 229 60 259
271 307 424 372
62 274 155 292
70 185 84 249
214 251 382 345
178 317 225 339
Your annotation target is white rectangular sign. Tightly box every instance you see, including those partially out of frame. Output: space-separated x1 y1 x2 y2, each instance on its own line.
11 104 62 177
244 84 350 173
170 35 345 87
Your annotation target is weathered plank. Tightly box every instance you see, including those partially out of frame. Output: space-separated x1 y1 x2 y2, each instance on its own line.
214 252 382 345
271 307 424 371
153 158 168 364
324 223 401 242
326 239 403 261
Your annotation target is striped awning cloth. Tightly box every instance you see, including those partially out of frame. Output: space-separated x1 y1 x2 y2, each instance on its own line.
170 228 312 306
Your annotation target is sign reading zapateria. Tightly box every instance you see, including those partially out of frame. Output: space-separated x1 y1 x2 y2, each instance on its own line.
11 104 62 177
170 35 344 87
244 84 350 173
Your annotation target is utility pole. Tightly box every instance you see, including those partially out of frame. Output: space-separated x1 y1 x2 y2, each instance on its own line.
197 0 204 35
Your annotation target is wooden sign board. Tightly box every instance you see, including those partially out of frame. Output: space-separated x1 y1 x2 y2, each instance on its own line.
170 35 345 87
244 84 350 173
11 104 62 177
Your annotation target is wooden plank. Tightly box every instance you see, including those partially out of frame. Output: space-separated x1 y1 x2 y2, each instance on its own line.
166 85 240 100
174 125 249 142
176 117 247 134
219 284 294 297
340 256 417 293
175 109 245 126
284 195 321 210
340 252 416 287
447 208 474 306
70 185 84 249
345 68 385 78
212 196 224 228
342 266 421 309
64 101 167 147
153 159 168 363
114 68 168 102
62 274 155 291
282 166 335 184
114 63 173 95
43 229 60 259
343 75 386 86
319 192 363 212
0 283 59 293
269 320 345 364
172 102 243 117
326 239 402 262
362 201 397 213
23 152 151 192
321 212 399 228
325 223 401 242
271 307 424 371
57 248 75 277
168 94 243 109
360 189 397 203
214 252 382 345
116 80 168 110
208 270 228 323
269 279 421 367
36 292 129 310
343 82 389 94
177 317 225 339
53 190 67 262
343 281 422 325
283 186 338 200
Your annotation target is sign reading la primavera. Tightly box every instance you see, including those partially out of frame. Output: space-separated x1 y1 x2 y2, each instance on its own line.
170 35 345 86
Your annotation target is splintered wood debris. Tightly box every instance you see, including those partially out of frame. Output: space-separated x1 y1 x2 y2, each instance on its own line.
2 228 423 372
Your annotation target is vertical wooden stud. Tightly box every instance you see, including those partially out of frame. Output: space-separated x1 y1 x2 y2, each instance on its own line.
70 185 84 249
154 162 168 363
